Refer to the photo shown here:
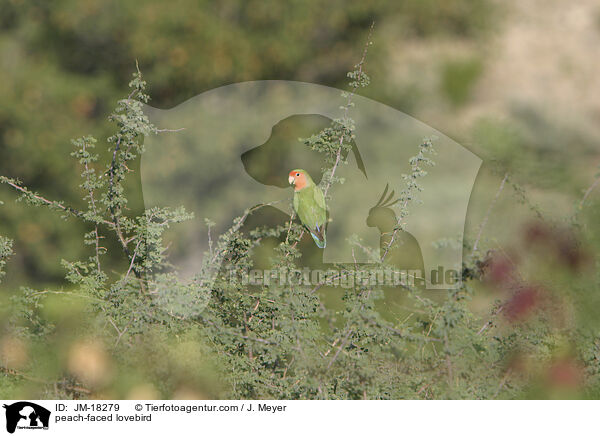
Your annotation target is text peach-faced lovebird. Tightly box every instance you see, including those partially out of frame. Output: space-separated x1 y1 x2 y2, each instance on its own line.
288 169 327 248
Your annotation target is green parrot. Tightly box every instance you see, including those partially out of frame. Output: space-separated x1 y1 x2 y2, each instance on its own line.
288 169 327 248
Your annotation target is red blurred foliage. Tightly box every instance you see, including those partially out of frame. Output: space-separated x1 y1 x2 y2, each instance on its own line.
555 232 588 271
524 222 551 244
479 251 516 287
547 358 584 389
504 286 541 321
524 222 589 271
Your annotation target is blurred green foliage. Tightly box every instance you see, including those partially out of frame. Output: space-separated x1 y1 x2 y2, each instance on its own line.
0 0 497 286
441 57 482 106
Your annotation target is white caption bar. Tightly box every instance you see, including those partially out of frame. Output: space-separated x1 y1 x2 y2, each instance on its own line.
0 400 595 435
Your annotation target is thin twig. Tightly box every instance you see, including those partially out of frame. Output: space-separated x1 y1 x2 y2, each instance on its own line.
29 290 104 302
472 173 508 253
327 329 353 369
0 176 113 226
123 238 143 282
477 306 504 336
491 369 512 399
579 176 600 209
284 211 295 245
156 127 186 133
107 317 130 346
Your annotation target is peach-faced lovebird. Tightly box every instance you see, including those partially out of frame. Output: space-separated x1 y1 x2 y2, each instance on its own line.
288 169 327 248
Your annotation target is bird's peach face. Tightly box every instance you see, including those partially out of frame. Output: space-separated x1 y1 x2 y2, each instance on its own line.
288 171 307 190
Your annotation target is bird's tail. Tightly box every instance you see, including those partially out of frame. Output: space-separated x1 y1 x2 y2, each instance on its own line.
310 231 326 248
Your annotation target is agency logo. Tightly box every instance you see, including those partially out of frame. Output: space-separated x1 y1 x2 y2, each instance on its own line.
2 402 50 434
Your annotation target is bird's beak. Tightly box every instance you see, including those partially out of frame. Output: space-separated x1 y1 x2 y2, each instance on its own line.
288 176 295 185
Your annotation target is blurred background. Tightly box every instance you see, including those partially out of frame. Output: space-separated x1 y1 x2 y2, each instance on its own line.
1 0 600 399
1 0 599 287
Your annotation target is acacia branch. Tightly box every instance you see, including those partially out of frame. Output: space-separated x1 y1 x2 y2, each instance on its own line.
322 22 374 199
81 140 103 273
0 176 113 227
326 329 353 369
0 366 91 396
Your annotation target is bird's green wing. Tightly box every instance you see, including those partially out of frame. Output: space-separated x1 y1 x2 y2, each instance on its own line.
293 185 327 248
312 185 326 227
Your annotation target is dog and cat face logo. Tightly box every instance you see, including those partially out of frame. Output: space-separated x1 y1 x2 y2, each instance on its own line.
2 402 50 433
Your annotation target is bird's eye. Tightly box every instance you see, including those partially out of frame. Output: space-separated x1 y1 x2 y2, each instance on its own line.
296 173 300 177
